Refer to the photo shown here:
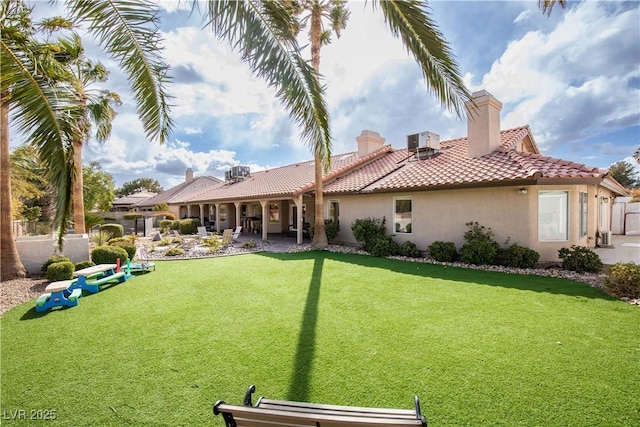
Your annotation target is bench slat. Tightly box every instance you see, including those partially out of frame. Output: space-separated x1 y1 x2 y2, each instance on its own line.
258 399 417 418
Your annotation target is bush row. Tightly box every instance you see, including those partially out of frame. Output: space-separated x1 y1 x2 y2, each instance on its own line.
349 218 620 276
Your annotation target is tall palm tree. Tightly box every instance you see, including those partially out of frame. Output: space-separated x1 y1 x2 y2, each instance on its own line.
286 0 349 249
1 0 80 280
287 0 471 249
54 31 122 234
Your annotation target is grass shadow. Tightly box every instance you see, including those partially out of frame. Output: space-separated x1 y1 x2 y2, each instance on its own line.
286 257 323 402
257 251 615 301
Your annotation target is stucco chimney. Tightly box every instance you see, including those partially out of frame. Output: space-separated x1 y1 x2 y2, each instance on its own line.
465 90 502 158
185 167 194 182
356 130 385 158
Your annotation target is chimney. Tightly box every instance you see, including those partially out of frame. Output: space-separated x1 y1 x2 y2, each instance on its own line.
356 130 385 158
185 167 194 182
465 90 502 158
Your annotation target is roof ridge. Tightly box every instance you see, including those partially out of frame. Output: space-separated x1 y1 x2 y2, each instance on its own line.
293 145 394 195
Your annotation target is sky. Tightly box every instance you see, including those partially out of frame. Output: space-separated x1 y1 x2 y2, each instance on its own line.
18 0 640 191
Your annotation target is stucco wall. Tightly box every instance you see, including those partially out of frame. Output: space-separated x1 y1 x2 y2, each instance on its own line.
332 184 615 262
16 234 90 275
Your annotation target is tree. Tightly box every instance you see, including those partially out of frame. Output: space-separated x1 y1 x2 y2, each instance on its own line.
609 161 639 188
9 144 50 220
1 0 172 279
116 178 163 197
2 0 331 280
634 147 639 164
287 0 471 249
48 29 122 234
83 161 116 212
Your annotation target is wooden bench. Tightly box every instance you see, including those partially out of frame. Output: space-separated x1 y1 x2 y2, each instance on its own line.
213 385 427 426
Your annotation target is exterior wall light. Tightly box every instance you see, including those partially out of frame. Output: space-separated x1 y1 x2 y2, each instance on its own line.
518 188 528 194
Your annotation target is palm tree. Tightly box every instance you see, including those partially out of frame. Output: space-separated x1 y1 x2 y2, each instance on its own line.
285 0 348 249
287 0 471 249
1 0 80 280
1 0 331 280
53 31 122 234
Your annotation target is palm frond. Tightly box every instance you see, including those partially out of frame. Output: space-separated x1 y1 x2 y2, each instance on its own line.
539 0 566 16
67 0 174 143
374 0 471 118
1 14 83 247
202 0 332 170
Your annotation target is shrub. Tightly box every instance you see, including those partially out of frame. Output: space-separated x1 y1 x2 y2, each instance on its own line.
41 255 71 273
74 260 95 271
203 238 223 253
459 221 499 265
369 236 400 257
558 245 603 273
91 245 129 264
109 240 137 260
499 244 540 269
309 221 340 240
179 218 201 234
90 230 113 246
351 217 387 251
158 220 175 233
45 261 74 281
428 241 458 262
400 241 422 258
605 263 640 298
241 240 257 249
164 247 184 257
100 223 124 238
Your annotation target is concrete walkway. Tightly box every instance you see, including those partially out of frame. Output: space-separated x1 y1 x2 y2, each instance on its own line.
593 234 640 265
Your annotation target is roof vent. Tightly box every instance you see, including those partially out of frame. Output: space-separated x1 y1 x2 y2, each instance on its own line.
225 166 250 182
408 131 440 159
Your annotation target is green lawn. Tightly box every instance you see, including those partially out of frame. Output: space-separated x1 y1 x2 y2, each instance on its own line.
1 252 638 426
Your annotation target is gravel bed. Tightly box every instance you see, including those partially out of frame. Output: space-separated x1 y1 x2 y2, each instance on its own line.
2 242 637 316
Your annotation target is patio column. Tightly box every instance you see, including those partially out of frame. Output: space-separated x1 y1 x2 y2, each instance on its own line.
234 202 242 230
186 205 191 218
295 195 303 245
215 203 221 233
260 200 268 241
199 204 204 226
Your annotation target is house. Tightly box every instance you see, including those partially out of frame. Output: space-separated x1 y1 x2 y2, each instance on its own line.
111 191 158 212
162 90 627 262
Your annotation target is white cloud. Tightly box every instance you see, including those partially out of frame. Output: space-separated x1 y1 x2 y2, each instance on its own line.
513 10 531 25
476 1 639 155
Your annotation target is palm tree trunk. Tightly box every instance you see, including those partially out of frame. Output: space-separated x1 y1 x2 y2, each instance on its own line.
72 138 86 234
1 91 27 281
309 5 328 249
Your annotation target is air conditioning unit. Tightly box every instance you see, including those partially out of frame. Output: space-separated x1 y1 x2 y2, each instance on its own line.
407 131 440 152
225 166 250 182
600 230 612 246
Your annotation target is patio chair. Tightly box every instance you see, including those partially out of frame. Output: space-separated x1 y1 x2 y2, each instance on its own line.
232 226 242 240
197 226 212 240
221 229 233 245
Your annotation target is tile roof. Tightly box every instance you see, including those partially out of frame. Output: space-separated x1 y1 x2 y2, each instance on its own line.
325 126 611 194
162 125 621 205
140 176 222 207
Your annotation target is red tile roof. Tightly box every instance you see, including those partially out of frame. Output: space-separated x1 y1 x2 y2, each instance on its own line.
176 125 620 204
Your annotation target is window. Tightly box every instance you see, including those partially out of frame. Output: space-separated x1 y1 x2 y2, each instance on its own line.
394 197 412 233
269 203 279 223
538 191 568 241
219 205 227 222
328 200 340 224
579 192 588 238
